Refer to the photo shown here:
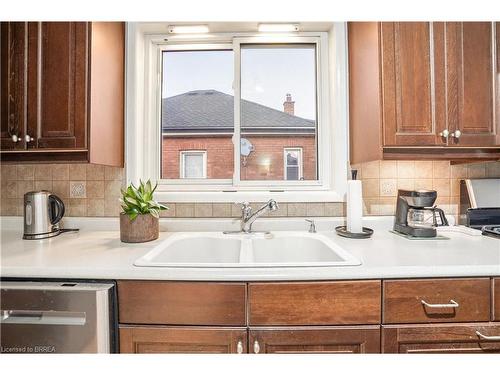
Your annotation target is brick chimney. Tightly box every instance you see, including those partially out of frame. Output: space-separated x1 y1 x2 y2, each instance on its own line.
283 93 295 116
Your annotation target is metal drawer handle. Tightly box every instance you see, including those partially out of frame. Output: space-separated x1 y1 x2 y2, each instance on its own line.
421 299 459 309
253 340 260 354
1 309 86 326
236 340 243 354
476 331 500 341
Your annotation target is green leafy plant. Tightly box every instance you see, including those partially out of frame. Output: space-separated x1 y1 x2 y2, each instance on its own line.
120 180 168 221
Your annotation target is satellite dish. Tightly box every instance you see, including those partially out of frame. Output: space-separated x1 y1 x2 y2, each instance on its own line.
240 138 255 157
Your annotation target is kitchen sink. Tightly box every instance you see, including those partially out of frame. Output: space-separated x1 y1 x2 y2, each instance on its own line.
134 232 361 268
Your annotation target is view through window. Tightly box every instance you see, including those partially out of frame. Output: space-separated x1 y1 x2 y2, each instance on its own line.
160 44 318 183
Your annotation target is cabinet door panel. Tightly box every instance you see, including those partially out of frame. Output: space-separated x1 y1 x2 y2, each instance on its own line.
381 22 444 146
0 22 27 150
447 22 497 146
383 323 500 353
120 326 247 354
28 22 88 149
249 327 380 354
494 278 500 321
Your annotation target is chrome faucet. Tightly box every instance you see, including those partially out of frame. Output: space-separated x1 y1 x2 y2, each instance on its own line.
224 200 279 234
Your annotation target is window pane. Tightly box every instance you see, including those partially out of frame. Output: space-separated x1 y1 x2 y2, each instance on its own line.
161 50 234 179
286 166 299 181
183 153 204 178
240 44 317 181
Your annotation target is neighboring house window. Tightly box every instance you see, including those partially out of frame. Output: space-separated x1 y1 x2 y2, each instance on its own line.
180 151 207 179
284 148 303 181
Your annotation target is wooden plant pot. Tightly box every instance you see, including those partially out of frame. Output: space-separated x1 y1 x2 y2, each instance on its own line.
120 213 159 243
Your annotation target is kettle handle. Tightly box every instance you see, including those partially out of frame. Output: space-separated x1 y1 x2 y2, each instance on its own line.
49 195 65 225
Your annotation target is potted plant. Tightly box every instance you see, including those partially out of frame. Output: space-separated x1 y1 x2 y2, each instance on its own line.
119 180 168 243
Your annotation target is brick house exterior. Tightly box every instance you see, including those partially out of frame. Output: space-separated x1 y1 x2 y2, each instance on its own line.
161 90 317 180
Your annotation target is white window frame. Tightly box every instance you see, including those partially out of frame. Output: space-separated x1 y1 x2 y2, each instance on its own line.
283 147 303 181
125 23 349 202
179 150 207 179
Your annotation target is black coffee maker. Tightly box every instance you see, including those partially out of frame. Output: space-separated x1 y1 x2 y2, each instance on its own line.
394 189 448 238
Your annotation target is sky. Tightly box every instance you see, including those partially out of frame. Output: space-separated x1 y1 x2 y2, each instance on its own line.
162 46 317 120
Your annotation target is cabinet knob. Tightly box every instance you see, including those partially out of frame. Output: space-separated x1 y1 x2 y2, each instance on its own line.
236 340 244 354
24 134 34 143
450 130 462 139
11 134 20 143
253 340 260 354
439 129 449 138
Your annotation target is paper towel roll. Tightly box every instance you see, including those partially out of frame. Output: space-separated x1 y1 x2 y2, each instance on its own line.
347 180 363 233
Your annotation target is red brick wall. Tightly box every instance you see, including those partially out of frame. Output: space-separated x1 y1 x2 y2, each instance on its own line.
161 135 317 180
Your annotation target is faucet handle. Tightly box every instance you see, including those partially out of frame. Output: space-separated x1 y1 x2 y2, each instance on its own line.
305 219 317 233
235 201 250 210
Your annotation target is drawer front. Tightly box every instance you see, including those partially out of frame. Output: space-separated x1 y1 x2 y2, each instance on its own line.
117 281 246 325
382 323 500 353
383 278 490 324
248 281 381 325
494 278 500 321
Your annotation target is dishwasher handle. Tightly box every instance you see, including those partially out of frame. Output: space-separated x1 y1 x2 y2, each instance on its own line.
1 309 86 326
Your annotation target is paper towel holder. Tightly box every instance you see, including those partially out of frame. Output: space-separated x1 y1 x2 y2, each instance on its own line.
335 225 373 239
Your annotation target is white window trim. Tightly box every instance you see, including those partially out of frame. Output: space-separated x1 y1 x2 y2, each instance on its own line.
179 150 207 179
284 147 303 181
125 23 349 203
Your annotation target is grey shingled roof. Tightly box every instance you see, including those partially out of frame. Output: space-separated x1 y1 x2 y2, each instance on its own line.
162 90 315 133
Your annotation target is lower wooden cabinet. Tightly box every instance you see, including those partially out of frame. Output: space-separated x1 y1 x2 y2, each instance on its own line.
119 326 247 354
382 323 500 353
249 327 381 354
494 278 500 321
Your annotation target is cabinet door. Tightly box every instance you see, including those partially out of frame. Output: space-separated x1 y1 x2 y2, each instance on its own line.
494 278 500 322
445 22 498 147
380 22 446 146
119 326 247 354
27 22 88 149
249 327 380 354
0 22 27 150
382 323 500 353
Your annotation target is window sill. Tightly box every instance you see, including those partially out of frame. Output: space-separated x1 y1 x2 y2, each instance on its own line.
154 190 345 203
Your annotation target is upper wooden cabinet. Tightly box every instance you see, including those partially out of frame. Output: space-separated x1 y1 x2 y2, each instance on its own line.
349 22 500 163
0 22 124 165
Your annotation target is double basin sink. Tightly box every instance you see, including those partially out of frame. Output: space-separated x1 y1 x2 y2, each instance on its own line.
134 232 361 268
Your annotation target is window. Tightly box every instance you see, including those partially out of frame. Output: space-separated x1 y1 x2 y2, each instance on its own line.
284 148 303 180
161 49 234 180
126 23 349 202
158 38 321 188
239 44 317 181
180 151 207 179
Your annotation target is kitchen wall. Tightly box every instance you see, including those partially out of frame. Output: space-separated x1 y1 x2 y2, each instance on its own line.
1 160 499 219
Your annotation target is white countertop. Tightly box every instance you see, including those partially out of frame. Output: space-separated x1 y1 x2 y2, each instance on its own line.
1 216 499 281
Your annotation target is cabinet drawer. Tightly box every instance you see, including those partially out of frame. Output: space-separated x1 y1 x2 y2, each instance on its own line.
382 323 500 353
117 281 246 326
383 278 490 324
494 278 500 321
248 281 381 325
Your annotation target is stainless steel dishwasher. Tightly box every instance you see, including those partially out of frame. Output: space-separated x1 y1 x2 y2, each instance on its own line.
1 281 116 353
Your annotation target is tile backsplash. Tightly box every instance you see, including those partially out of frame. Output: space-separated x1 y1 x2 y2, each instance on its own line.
352 160 500 219
1 160 499 219
0 164 124 217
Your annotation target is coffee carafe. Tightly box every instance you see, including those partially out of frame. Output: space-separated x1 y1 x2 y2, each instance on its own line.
394 189 448 238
